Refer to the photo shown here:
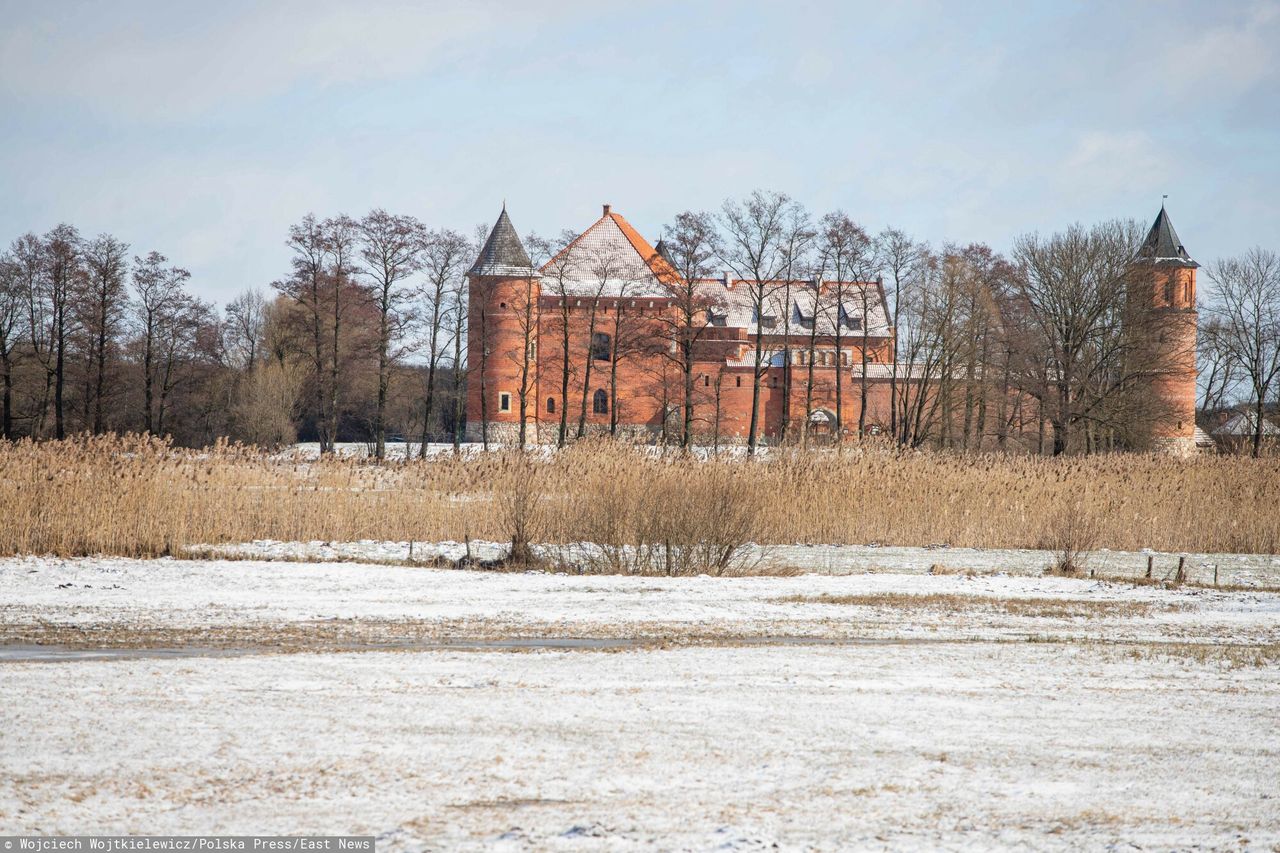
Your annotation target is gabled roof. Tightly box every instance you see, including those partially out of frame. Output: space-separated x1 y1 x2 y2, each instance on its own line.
1212 410 1280 437
539 206 677 296
470 205 535 277
1138 205 1197 268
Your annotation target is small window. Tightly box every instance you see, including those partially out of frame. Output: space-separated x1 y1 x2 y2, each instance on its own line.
500 302 507 309
546 397 556 414
499 392 511 413
592 389 608 415
703 375 710 387
591 331 612 361
735 376 742 387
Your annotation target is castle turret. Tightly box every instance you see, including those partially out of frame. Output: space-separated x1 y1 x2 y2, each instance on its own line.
1133 204 1199 454
466 205 540 445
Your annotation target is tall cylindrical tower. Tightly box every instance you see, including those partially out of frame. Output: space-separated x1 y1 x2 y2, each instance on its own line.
1132 205 1199 455
466 205 540 445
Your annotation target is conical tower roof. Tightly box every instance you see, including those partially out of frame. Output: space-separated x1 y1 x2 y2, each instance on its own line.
1138 205 1197 268
470 205 534 276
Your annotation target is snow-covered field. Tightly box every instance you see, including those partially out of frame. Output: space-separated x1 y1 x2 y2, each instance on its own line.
3 555 1279 849
192 537 1280 588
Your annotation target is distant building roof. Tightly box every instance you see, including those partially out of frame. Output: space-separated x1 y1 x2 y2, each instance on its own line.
1212 410 1280 437
470 205 535 277
1137 205 1198 268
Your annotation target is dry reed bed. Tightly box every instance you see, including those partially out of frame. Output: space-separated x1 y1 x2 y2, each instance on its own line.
1 434 1278 559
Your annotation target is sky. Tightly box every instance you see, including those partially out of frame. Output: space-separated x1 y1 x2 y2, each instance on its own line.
2 0 1277 307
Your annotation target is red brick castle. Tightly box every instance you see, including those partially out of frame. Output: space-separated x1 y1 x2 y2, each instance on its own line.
466 203 1199 451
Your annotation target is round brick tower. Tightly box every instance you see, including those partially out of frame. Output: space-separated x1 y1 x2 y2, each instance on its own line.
1132 205 1199 455
466 205 540 445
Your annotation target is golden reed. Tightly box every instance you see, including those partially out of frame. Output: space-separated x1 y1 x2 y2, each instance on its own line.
0 434 1277 558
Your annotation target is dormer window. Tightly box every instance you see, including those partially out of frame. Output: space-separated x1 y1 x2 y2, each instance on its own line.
839 305 862 331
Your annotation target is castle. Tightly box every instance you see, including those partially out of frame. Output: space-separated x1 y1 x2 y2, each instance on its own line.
465 203 1198 452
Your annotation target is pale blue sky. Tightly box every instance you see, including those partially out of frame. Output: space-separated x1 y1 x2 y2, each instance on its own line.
2 0 1277 305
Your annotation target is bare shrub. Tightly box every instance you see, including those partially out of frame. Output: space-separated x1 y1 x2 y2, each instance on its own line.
555 441 763 575
1040 501 1102 576
231 362 302 449
487 451 547 567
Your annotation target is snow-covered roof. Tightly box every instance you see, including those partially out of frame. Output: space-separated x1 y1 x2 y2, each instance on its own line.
1137 205 1198 268
696 279 891 339
1212 411 1280 437
470 206 536 277
537 206 892 340
539 207 674 298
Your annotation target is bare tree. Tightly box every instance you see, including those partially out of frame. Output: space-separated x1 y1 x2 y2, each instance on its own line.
895 249 962 447
774 205 815 443
1196 316 1235 416
224 287 267 372
359 209 424 460
132 251 191 434
39 225 81 439
323 215 361 452
1207 248 1280 457
418 229 469 456
154 293 215 436
876 228 926 442
1010 221 1147 455
796 274 825 447
574 242 617 440
450 236 473 454
0 253 21 438
274 215 331 452
814 212 874 440
531 231 582 448
655 212 721 449
80 234 130 433
718 190 800 453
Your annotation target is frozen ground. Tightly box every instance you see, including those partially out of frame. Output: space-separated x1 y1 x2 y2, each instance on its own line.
3 556 1279 849
192 537 1280 588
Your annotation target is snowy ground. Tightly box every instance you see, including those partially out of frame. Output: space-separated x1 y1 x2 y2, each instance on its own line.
192 538 1280 588
3 556 1279 849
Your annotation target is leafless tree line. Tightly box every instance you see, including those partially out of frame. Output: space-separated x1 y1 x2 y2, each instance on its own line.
0 214 474 454
4 197 1273 457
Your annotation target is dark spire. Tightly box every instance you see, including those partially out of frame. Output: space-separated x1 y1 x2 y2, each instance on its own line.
1138 206 1197 268
654 238 677 268
470 206 534 276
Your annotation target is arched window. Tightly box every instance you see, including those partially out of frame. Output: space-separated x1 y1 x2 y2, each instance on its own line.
546 397 556 414
592 389 608 414
591 332 612 361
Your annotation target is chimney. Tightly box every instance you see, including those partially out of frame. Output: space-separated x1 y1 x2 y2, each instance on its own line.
723 270 732 287
602 203 611 216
